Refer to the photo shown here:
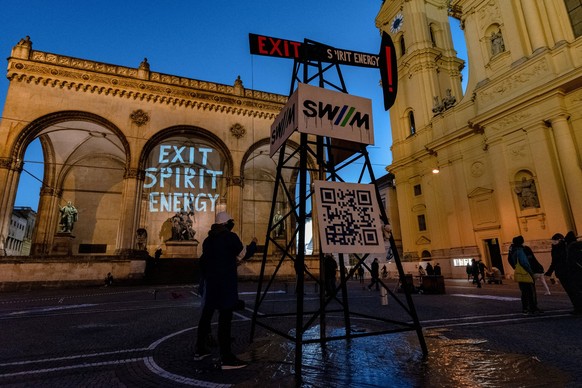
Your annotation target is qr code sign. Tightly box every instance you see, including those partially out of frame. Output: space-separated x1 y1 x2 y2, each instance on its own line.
314 181 386 254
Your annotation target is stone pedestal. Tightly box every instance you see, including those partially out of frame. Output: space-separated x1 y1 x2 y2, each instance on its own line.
164 240 199 258
52 233 75 256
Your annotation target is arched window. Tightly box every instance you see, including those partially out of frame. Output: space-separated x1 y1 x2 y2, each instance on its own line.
399 35 406 56
429 24 437 47
408 111 416 135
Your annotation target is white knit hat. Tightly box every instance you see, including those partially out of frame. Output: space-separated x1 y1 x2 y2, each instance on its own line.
215 211 232 224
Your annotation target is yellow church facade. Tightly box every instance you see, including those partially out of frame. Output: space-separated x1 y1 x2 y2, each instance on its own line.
377 0 582 277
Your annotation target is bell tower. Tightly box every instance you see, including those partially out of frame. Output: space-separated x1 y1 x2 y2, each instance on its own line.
377 0 464 148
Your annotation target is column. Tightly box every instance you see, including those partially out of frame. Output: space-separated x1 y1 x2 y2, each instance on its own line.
0 158 21 256
31 186 61 255
520 1 547 52
116 168 143 253
227 176 243 236
542 0 566 45
548 115 582 232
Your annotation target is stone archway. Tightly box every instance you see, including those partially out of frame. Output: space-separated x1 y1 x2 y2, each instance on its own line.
9 111 130 256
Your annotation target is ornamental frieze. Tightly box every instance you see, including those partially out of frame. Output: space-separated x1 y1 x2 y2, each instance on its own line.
479 59 549 104
10 48 286 117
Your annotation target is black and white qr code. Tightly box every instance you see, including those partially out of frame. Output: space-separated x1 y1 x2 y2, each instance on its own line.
314 181 385 253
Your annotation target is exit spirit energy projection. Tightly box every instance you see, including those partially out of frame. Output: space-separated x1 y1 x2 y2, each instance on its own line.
143 138 226 214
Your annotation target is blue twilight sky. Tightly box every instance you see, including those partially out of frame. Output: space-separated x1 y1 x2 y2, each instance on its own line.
0 1 466 211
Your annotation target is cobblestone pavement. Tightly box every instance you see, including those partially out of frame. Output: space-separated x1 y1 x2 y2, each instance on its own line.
0 278 580 387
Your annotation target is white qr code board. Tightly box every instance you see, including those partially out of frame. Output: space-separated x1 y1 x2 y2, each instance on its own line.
314 180 386 254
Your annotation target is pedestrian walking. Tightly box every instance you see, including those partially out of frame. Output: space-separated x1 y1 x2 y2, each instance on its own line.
194 211 257 369
508 235 541 314
367 258 380 291
471 258 481 288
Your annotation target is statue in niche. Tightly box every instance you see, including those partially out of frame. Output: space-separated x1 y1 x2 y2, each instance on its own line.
514 177 540 209
491 31 505 56
59 201 78 233
136 228 148 250
272 211 284 238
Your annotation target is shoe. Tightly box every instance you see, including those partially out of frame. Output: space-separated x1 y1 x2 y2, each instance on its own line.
532 309 544 314
544 292 551 296
221 356 248 370
193 349 211 361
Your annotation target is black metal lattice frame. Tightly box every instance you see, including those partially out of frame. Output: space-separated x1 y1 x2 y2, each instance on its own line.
249 39 427 376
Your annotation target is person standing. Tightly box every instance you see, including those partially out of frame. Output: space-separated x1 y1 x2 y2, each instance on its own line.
194 212 257 369
509 236 541 314
471 259 481 288
425 262 434 276
358 265 365 284
367 258 380 291
558 232 582 314
323 254 338 297
433 263 442 276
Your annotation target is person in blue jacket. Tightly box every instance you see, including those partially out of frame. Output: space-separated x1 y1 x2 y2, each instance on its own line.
508 235 541 314
194 211 257 369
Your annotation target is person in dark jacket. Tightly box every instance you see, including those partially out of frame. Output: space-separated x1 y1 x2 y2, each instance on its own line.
367 258 380 291
323 254 338 297
557 231 582 314
194 212 257 369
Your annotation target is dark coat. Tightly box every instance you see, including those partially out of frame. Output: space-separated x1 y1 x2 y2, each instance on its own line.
551 240 568 279
371 260 379 279
199 223 244 310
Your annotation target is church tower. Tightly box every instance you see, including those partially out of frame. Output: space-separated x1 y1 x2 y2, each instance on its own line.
377 0 582 276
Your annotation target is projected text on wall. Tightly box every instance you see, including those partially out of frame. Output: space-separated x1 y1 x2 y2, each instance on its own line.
143 144 223 213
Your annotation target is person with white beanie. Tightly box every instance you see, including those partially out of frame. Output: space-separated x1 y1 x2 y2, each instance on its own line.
194 211 257 369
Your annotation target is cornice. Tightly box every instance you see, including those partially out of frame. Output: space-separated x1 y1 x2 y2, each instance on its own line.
7 50 286 119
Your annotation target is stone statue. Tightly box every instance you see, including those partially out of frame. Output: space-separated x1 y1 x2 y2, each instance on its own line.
514 177 540 209
136 228 148 250
443 89 456 109
139 57 150 71
273 211 284 238
491 31 505 56
169 210 197 241
432 96 444 114
59 201 78 233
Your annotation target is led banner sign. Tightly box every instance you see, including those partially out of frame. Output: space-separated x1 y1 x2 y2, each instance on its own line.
250 32 398 110
249 33 379 68
270 83 374 156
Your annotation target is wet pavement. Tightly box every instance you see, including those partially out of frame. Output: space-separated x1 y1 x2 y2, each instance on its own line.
0 278 580 387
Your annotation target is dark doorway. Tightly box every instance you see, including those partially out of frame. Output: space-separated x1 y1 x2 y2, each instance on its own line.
485 238 504 274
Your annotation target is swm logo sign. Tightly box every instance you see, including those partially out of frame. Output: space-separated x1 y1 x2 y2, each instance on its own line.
269 83 374 157
302 100 370 130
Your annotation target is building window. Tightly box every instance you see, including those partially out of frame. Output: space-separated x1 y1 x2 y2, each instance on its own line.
399 35 406 56
566 0 582 37
429 24 437 47
413 184 422 196
408 111 416 135
417 214 427 231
